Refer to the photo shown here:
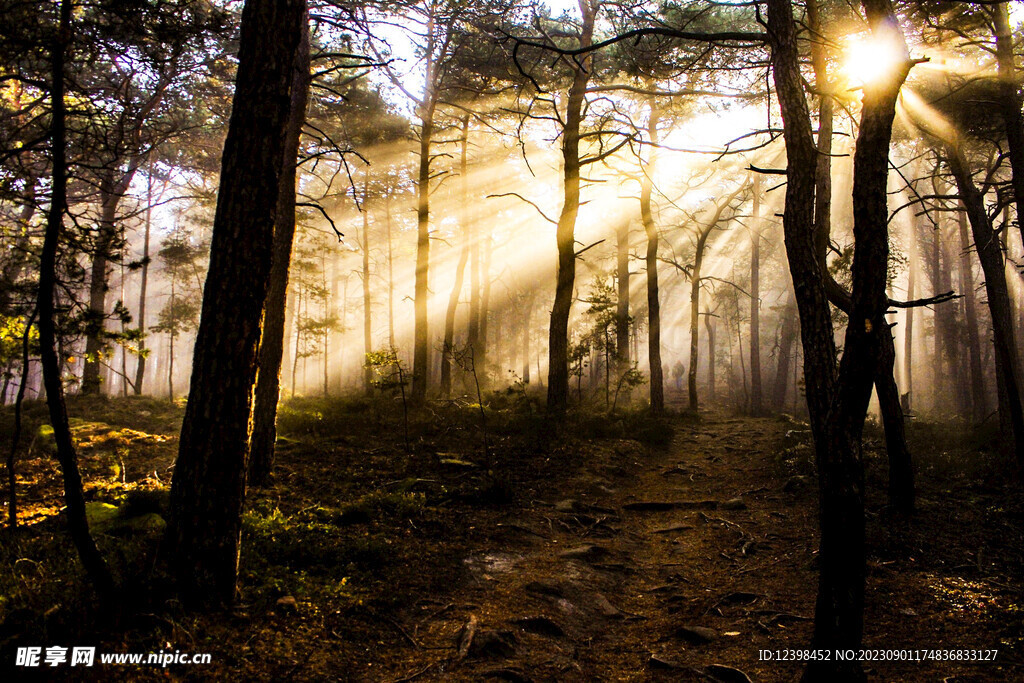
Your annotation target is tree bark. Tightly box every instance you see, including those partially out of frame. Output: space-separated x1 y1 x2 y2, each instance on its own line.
773 294 798 411
957 206 987 423
641 105 664 414
165 0 306 606
947 142 1024 462
546 0 594 413
441 116 470 397
39 0 116 601
749 176 763 414
994 1 1024 252
361 177 373 395
615 218 630 372
248 17 310 488
411 24 438 404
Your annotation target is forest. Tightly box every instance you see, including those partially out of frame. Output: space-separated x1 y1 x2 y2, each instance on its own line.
1 0 1024 680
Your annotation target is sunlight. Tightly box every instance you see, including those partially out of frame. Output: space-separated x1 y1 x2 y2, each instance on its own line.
843 33 906 88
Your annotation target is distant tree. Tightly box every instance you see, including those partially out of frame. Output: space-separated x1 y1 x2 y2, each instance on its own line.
150 231 204 400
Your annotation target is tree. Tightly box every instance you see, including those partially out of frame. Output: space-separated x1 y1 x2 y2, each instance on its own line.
165 0 307 606
249 16 311 486
150 230 204 400
36 0 116 602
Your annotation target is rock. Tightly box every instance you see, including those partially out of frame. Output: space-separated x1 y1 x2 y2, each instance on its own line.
114 512 166 534
648 653 682 670
559 544 611 562
590 593 622 619
84 502 120 530
704 664 753 683
675 625 717 644
523 580 564 598
511 615 565 638
85 501 165 535
469 630 517 659
722 498 747 511
554 499 578 512
275 596 298 614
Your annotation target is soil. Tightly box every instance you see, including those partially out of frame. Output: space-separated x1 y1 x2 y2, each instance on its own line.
1 393 1022 682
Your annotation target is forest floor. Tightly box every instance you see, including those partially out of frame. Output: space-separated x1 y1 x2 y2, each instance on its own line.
1 391 1023 682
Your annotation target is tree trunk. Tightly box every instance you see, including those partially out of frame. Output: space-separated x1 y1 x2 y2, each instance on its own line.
947 141 1024 463
247 16 309 487
412 67 437 404
687 245 703 413
165 0 306 607
994 1 1024 252
386 190 396 349
773 295 798 411
705 314 715 402
768 0 864 677
522 296 532 383
39 0 116 601
642 105 664 413
877 324 914 513
957 206 987 423
546 1 594 413
615 218 630 372
81 187 120 395
805 1 911 676
134 173 153 395
903 216 918 411
361 178 373 395
441 117 470 398
749 176 763 414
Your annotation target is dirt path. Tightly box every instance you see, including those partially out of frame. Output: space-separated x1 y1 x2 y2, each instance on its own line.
372 413 815 681
357 410 1023 683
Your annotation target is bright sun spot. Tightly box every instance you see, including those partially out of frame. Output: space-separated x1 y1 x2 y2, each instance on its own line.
843 34 905 87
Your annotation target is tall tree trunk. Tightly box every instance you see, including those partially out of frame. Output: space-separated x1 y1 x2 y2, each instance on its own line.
386 190 396 349
877 324 914 512
903 217 917 411
39 0 116 601
134 173 152 395
546 0 595 413
769 0 868 677
247 17 310 487
641 103 664 413
705 313 715 402
957 206 987 423
479 232 492 380
994 1 1024 252
165 0 306 606
805 1 911 676
441 116 470 398
615 218 630 372
522 295 532 383
687 246 703 413
81 186 120 395
947 142 1024 462
749 175 763 414
687 189 741 413
773 294 798 411
0 179 37 316
361 178 373 395
412 60 438 404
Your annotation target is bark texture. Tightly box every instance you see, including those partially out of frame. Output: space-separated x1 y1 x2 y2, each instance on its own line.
166 0 307 606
